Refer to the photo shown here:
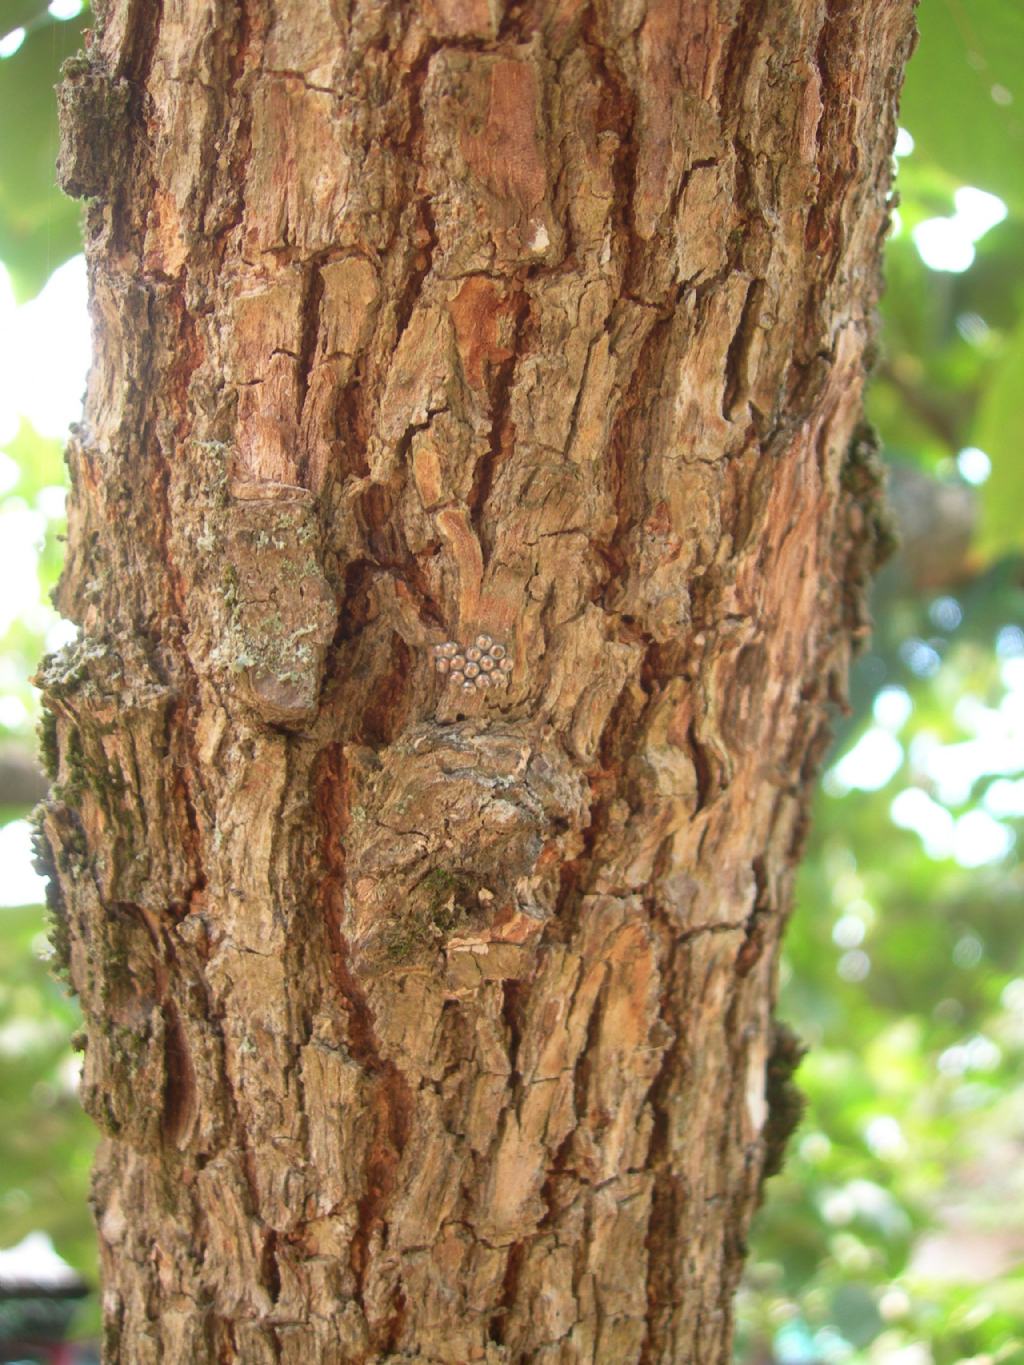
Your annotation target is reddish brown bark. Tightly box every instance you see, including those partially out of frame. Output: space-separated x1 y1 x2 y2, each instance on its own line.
40 2 914 1360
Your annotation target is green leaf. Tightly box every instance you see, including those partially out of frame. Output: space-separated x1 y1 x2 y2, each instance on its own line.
0 9 89 300
0 900 96 1286
2 417 67 497
831 1282 883 1348
901 0 1024 218
973 313 1024 559
2 2 56 34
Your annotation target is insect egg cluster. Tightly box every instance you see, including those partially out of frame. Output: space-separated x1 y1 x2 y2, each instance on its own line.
433 636 513 694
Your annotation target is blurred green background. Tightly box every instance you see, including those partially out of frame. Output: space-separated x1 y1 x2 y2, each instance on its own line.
0 2 1021 1360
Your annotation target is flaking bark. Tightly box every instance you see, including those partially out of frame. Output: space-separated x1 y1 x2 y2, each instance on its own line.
40 1 915 1360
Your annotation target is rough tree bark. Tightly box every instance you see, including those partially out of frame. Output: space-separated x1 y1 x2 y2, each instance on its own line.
38 1 915 1360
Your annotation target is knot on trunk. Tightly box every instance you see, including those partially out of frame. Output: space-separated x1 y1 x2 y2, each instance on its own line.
343 722 589 986
56 55 131 202
220 482 338 727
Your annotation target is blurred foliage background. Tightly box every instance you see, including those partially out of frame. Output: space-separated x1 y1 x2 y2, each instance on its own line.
0 1 1021 1360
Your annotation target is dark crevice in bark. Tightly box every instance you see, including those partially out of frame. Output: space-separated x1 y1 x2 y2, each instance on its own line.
358 632 414 746
157 281 206 634
736 854 772 978
260 1229 282 1304
335 375 372 479
316 748 384 1077
114 0 166 89
161 997 196 1147
668 156 720 225
382 1284 408 1356
390 195 437 376
333 558 377 645
489 1237 526 1346
722 276 766 421
578 5 642 294
207 1 255 247
314 746 415 1338
806 0 847 261
597 312 676 599
501 976 526 1091
358 481 406 568
296 260 326 443
715 983 760 1336
639 915 683 1364
389 33 440 377
687 719 716 813
169 696 209 917
468 289 530 560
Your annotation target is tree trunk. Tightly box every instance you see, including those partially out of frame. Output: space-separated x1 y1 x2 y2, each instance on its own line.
39 1 914 1360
